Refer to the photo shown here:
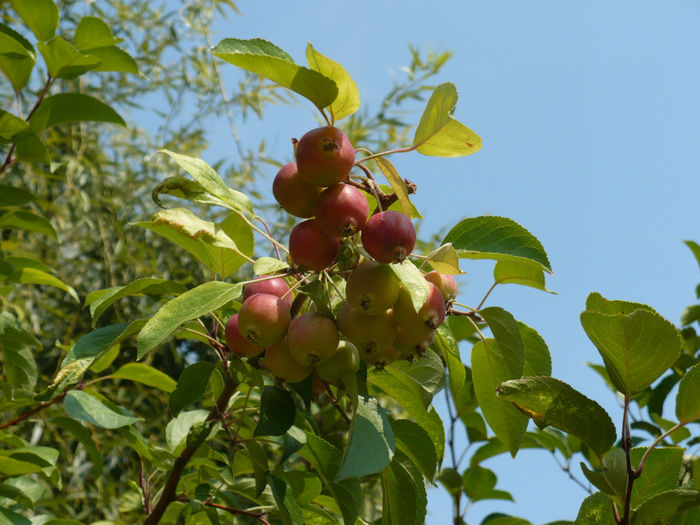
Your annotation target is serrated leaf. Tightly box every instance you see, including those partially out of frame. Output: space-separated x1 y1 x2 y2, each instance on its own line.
676 362 700 424
113 362 176 393
575 492 617 524
136 281 242 359
497 376 616 458
85 277 186 327
494 259 554 293
390 418 437 481
137 208 252 278
37 36 101 79
580 449 627 506
375 157 413 218
585 292 657 316
471 339 528 457
385 348 445 398
480 307 525 377
412 82 481 157
632 490 700 525
212 38 337 111
160 150 253 215
444 216 551 273
581 297 682 397
169 362 215 415
337 396 395 480
64 390 141 429
0 209 57 238
0 256 78 301
381 452 427 525
424 243 463 275
0 23 36 91
305 43 359 120
10 0 58 41
630 447 684 508
29 93 125 132
73 16 121 50
254 386 295 436
390 259 430 312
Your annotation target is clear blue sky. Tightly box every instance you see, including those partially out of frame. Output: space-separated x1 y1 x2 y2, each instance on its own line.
191 1 700 522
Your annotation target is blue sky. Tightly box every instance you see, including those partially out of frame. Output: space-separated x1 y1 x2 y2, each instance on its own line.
194 1 700 522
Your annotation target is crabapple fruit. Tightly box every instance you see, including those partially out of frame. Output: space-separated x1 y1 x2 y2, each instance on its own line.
289 219 340 272
315 183 369 237
393 282 446 337
287 312 340 366
345 260 400 315
265 340 312 383
361 210 416 263
336 301 396 357
243 276 293 310
225 314 264 358
315 340 359 388
295 126 355 187
424 270 458 302
237 293 291 347
272 162 322 218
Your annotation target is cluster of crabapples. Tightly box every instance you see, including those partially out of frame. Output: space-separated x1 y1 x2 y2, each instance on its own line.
225 126 458 390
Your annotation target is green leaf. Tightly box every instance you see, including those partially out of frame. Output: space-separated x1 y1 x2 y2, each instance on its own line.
423 243 463 275
496 376 616 458
390 418 437 481
676 362 700 424
575 492 617 524
37 36 101 79
10 0 58 41
0 209 57 238
50 416 103 474
585 292 657 316
254 386 295 436
87 46 139 74
0 507 32 524
436 323 476 415
632 490 700 525
684 240 700 270
462 465 513 502
471 338 528 457
381 452 427 525
29 93 125 132
494 260 554 293
390 259 430 313
630 447 684 508
681 305 700 327
444 216 552 273
165 409 208 453
0 109 30 143
581 296 682 397
0 455 43 475
412 82 482 157
160 150 254 215
0 256 78 301
299 433 361 525
73 16 121 50
169 362 215 415
254 256 289 275
14 131 48 163
136 208 252 278
580 449 628 506
305 43 359 120
85 278 186 327
375 157 413 218
62 320 141 368
384 348 445 398
337 396 395 480
480 307 525 377
0 312 39 391
136 281 242 359
0 24 35 91
212 38 337 111
519 322 552 376
64 390 141 429
270 473 305 525
113 363 176 393
283 470 322 505
245 440 268 497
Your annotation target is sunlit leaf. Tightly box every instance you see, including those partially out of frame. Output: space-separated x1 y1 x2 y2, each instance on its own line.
29 93 125 132
574 492 616 525
87 46 139 74
113 363 177 393
0 210 57 238
381 452 427 525
494 260 554 293
73 16 121 50
10 0 58 41
633 490 700 525
0 24 35 91
375 157 413 217
37 36 101 79
0 256 78 302
390 259 430 312
305 43 359 120
676 362 700 424
64 390 141 429
423 243 463 275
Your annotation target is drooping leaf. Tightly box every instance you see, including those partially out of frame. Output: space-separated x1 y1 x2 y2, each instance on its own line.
494 260 554 293
381 452 427 525
423 243 463 275
462 465 513 502
0 209 57 238
169 361 215 416
305 43 359 120
390 418 437 481
136 281 242 359
444 216 552 273
519 322 552 376
676 362 700 424
113 363 177 393
480 307 525 378
390 259 430 312
270 472 305 525
0 256 78 301
73 16 121 50
254 386 295 436
29 93 125 132
37 36 101 79
580 449 627 506
160 150 254 215
61 320 142 368
64 390 141 429
632 490 700 525
630 447 684 508
384 348 445 399
471 338 528 457
375 157 413 218
337 396 395 480
10 0 58 41
496 376 616 458
212 38 337 111
574 492 617 524
581 296 682 397
412 82 481 157
0 24 35 91
683 240 700 270
84 277 186 327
